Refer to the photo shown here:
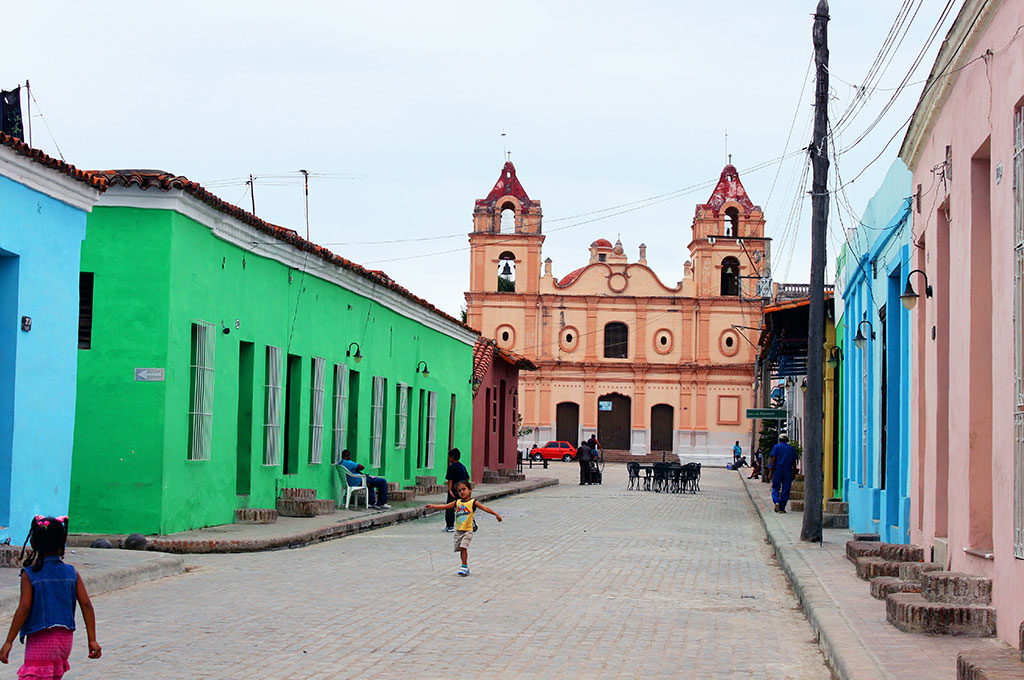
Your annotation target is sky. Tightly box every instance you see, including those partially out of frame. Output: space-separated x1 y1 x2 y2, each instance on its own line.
7 1 957 317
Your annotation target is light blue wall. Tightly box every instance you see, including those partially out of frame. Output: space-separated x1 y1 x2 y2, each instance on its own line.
842 159 913 543
0 174 89 541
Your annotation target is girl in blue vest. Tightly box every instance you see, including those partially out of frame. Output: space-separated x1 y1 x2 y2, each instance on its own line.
0 516 102 678
426 481 502 576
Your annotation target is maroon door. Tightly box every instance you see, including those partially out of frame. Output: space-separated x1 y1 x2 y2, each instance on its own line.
650 404 674 452
597 393 631 450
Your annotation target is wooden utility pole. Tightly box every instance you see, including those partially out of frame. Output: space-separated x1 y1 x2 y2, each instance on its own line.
802 0 829 543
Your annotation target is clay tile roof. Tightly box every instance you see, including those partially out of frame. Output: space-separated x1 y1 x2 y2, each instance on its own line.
474 161 536 214
591 238 613 249
556 266 586 287
496 347 537 371
0 132 105 191
91 169 475 335
700 163 757 216
471 338 495 397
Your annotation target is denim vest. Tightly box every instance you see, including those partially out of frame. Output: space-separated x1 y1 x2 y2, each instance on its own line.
20 556 77 642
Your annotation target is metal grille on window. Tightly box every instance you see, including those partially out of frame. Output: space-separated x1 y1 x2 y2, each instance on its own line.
264 346 283 466
309 356 325 464
1014 107 1024 559
371 376 384 468
188 320 216 461
426 391 437 468
395 383 408 449
332 363 348 464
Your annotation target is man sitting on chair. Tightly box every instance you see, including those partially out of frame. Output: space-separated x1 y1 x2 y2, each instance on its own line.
339 449 391 509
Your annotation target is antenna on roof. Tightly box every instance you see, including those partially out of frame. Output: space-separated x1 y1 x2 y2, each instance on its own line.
299 169 310 240
724 129 728 164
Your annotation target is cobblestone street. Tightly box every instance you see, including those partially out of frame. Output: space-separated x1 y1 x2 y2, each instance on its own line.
26 466 829 679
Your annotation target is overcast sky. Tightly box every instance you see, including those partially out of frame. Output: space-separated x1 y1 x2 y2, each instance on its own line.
8 1 956 317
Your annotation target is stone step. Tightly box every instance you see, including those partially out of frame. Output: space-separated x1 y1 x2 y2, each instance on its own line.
276 498 319 517
823 512 849 529
416 475 438 487
279 487 316 501
789 500 805 512
853 533 881 542
847 540 883 564
389 489 415 502
886 592 996 637
856 556 901 581
921 571 993 605
957 647 1024 679
899 561 944 582
233 508 278 524
879 543 925 563
825 499 849 514
870 576 921 600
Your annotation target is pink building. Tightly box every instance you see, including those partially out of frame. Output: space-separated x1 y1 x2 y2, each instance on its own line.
470 339 536 484
900 0 1024 645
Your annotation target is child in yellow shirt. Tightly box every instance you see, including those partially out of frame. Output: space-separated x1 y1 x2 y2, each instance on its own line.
426 481 502 576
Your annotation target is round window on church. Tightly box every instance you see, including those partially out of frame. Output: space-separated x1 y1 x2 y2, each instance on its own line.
719 329 741 357
559 326 580 353
653 329 673 355
496 324 516 349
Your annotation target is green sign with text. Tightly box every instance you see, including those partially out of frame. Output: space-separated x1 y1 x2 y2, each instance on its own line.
745 408 787 419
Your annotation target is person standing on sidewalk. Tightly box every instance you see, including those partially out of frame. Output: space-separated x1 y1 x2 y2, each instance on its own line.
576 440 594 485
732 441 742 466
443 448 469 533
768 435 797 513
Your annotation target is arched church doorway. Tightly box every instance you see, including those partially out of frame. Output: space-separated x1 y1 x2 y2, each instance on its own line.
597 393 631 451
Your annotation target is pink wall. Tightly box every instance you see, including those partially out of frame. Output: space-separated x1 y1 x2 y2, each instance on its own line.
471 357 520 483
907 0 1024 645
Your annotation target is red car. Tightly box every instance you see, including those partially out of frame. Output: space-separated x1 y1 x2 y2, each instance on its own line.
530 441 576 462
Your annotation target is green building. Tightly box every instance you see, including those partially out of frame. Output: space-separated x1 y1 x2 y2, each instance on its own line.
70 171 476 535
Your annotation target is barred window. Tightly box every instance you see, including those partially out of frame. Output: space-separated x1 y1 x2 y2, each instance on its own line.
264 346 283 466
371 376 385 468
426 391 437 468
395 383 409 449
604 322 628 358
332 363 349 464
308 356 325 464
187 320 216 461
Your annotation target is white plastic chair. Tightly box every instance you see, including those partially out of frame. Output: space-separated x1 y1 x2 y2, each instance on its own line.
335 465 369 509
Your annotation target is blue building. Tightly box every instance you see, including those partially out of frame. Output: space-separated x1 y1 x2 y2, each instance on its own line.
0 134 102 541
841 159 913 543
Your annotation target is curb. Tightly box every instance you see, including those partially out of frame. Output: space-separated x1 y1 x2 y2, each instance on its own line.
70 478 558 555
740 474 893 680
0 551 185 617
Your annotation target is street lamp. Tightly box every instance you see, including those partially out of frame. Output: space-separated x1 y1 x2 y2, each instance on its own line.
416 360 430 378
900 269 933 311
827 346 844 367
853 319 875 350
800 378 808 393
346 342 362 363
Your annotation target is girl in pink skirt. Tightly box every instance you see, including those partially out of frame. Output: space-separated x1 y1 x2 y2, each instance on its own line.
0 516 102 678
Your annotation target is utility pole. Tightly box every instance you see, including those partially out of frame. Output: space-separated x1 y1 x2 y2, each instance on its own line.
299 169 310 240
247 174 256 215
802 0 829 543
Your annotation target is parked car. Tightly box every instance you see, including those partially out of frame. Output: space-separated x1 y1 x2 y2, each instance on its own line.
530 441 576 462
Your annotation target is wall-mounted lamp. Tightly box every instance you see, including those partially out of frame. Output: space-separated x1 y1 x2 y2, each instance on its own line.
900 269 933 311
826 346 844 367
416 361 429 378
346 342 362 363
785 377 794 388
509 386 518 395
800 378 807 393
853 319 875 350
470 377 481 388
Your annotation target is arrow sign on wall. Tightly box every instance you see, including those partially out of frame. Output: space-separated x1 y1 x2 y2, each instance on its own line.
134 368 166 382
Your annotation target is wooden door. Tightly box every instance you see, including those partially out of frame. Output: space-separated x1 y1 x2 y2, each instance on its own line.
556 402 579 444
597 393 631 450
650 404 673 452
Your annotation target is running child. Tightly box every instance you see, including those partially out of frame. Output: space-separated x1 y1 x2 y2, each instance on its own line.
425 481 502 576
0 516 102 678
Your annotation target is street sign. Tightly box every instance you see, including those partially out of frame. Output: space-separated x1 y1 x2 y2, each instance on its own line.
745 408 787 419
598 400 612 411
134 368 165 382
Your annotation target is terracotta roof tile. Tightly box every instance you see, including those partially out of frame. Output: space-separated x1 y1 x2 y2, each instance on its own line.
0 133 105 191
91 170 476 335
556 266 586 287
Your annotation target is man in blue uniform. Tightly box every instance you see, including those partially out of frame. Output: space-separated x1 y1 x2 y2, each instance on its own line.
769 435 797 513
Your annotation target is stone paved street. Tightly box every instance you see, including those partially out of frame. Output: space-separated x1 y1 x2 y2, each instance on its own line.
15 466 829 679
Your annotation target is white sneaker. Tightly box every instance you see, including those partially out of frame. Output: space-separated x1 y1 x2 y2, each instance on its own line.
378 503 392 510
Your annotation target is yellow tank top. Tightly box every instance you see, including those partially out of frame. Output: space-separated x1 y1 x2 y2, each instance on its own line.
454 499 475 532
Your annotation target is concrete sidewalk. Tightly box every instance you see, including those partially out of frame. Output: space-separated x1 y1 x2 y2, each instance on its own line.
69 475 557 554
740 473 1010 680
0 548 185 617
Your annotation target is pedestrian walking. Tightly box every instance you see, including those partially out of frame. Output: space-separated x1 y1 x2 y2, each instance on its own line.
1 515 102 677
732 440 742 466
426 481 502 576
768 435 798 513
443 448 469 532
576 440 594 485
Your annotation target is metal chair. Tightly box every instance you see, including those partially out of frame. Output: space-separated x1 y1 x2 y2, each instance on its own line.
626 462 641 490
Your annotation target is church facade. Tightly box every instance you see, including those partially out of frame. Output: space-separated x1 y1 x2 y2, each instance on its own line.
465 162 766 463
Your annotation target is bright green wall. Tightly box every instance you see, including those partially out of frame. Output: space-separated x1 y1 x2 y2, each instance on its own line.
72 205 474 535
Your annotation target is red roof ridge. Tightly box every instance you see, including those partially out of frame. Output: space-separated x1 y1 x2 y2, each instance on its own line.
475 161 536 214
700 163 757 216
92 169 476 336
0 132 105 191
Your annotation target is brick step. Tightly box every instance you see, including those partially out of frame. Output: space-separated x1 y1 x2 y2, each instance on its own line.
899 561 943 582
790 481 805 493
233 508 278 524
853 533 880 542
276 498 319 517
957 647 1024 679
825 499 849 514
389 489 415 502
416 484 447 495
886 593 996 637
794 474 804 481
416 476 438 486
789 490 804 501
847 540 884 564
789 500 805 512
880 543 924 563
856 556 901 581
279 487 316 501
387 481 401 492
823 512 849 529
313 499 335 515
921 571 993 605
871 576 921 600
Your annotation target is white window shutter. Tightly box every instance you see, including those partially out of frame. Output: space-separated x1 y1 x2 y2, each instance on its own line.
372 376 384 468
426 391 437 468
333 363 349 464
309 356 325 464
